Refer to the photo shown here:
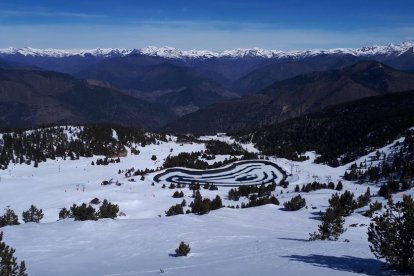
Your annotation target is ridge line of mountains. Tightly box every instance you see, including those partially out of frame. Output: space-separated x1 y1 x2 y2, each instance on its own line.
1 42 414 133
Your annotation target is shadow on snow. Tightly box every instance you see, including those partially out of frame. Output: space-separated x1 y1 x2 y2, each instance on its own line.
282 254 399 275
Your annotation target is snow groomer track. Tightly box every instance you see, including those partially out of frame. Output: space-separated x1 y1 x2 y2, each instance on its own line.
153 160 287 186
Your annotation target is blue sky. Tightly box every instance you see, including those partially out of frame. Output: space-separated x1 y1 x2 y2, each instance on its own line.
0 0 413 50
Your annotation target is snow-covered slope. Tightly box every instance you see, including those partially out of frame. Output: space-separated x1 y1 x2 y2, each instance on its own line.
1 42 412 59
0 131 409 275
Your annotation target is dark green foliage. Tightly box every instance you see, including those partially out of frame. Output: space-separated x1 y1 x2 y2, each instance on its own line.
368 196 414 272
191 191 211 215
339 131 414 187
283 195 306 211
70 203 97 221
356 188 371 208
328 191 357 217
228 184 275 201
22 204 44 223
172 191 184 198
211 195 223 210
165 204 184 216
180 199 187 207
99 200 119 219
228 188 240 201
0 207 19 228
363 201 383 218
0 125 164 170
378 180 411 199
58 207 72 220
309 207 345 241
294 185 300 192
236 90 414 167
60 200 119 220
335 181 343 191
90 198 100 205
189 183 200 191
309 190 362 241
300 181 336 193
151 155 157 161
190 192 222 215
279 179 289 188
163 152 209 170
175 241 190 257
163 145 258 170
241 195 279 208
205 140 246 155
0 232 27 276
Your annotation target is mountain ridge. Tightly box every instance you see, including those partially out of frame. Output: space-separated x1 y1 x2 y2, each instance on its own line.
163 61 414 134
1 42 412 59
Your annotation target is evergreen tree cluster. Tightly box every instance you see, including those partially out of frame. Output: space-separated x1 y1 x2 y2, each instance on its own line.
190 191 223 215
368 195 414 273
235 93 414 167
121 167 158 178
0 207 19 228
378 180 411 199
172 191 184 198
0 232 27 276
310 189 371 241
0 125 164 170
165 204 184 216
163 146 258 171
240 195 279 208
59 199 119 221
283 195 306 211
344 131 414 188
363 201 383 218
228 183 276 201
204 140 246 156
94 157 120 166
22 205 44 223
295 181 341 193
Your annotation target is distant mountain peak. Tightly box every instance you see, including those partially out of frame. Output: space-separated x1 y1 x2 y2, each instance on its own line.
0 42 412 59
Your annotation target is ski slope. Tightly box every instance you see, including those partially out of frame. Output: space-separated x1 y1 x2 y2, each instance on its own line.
0 133 406 275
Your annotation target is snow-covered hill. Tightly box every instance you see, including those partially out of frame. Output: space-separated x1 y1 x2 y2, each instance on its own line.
0 129 410 275
1 42 412 59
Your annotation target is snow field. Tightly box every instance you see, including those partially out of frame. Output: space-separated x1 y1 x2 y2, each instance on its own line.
0 134 405 275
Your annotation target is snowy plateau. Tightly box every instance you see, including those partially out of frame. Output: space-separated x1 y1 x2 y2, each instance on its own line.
0 127 408 276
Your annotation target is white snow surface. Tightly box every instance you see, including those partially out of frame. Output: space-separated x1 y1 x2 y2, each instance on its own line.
0 133 408 275
0 42 412 60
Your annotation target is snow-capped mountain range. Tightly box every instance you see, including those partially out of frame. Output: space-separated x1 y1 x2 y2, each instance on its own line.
0 42 412 59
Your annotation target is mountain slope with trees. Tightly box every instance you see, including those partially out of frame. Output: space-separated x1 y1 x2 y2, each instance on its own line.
0 68 176 129
164 61 414 134
235 90 414 166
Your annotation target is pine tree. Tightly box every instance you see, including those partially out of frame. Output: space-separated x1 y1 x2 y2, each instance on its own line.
22 204 44 223
294 185 300 192
165 204 184 216
58 207 72 220
175 241 191 257
309 207 345 240
368 196 414 272
0 207 20 227
0 232 27 276
70 203 97 221
336 181 343 191
99 200 119 219
283 195 306 211
211 195 223 210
